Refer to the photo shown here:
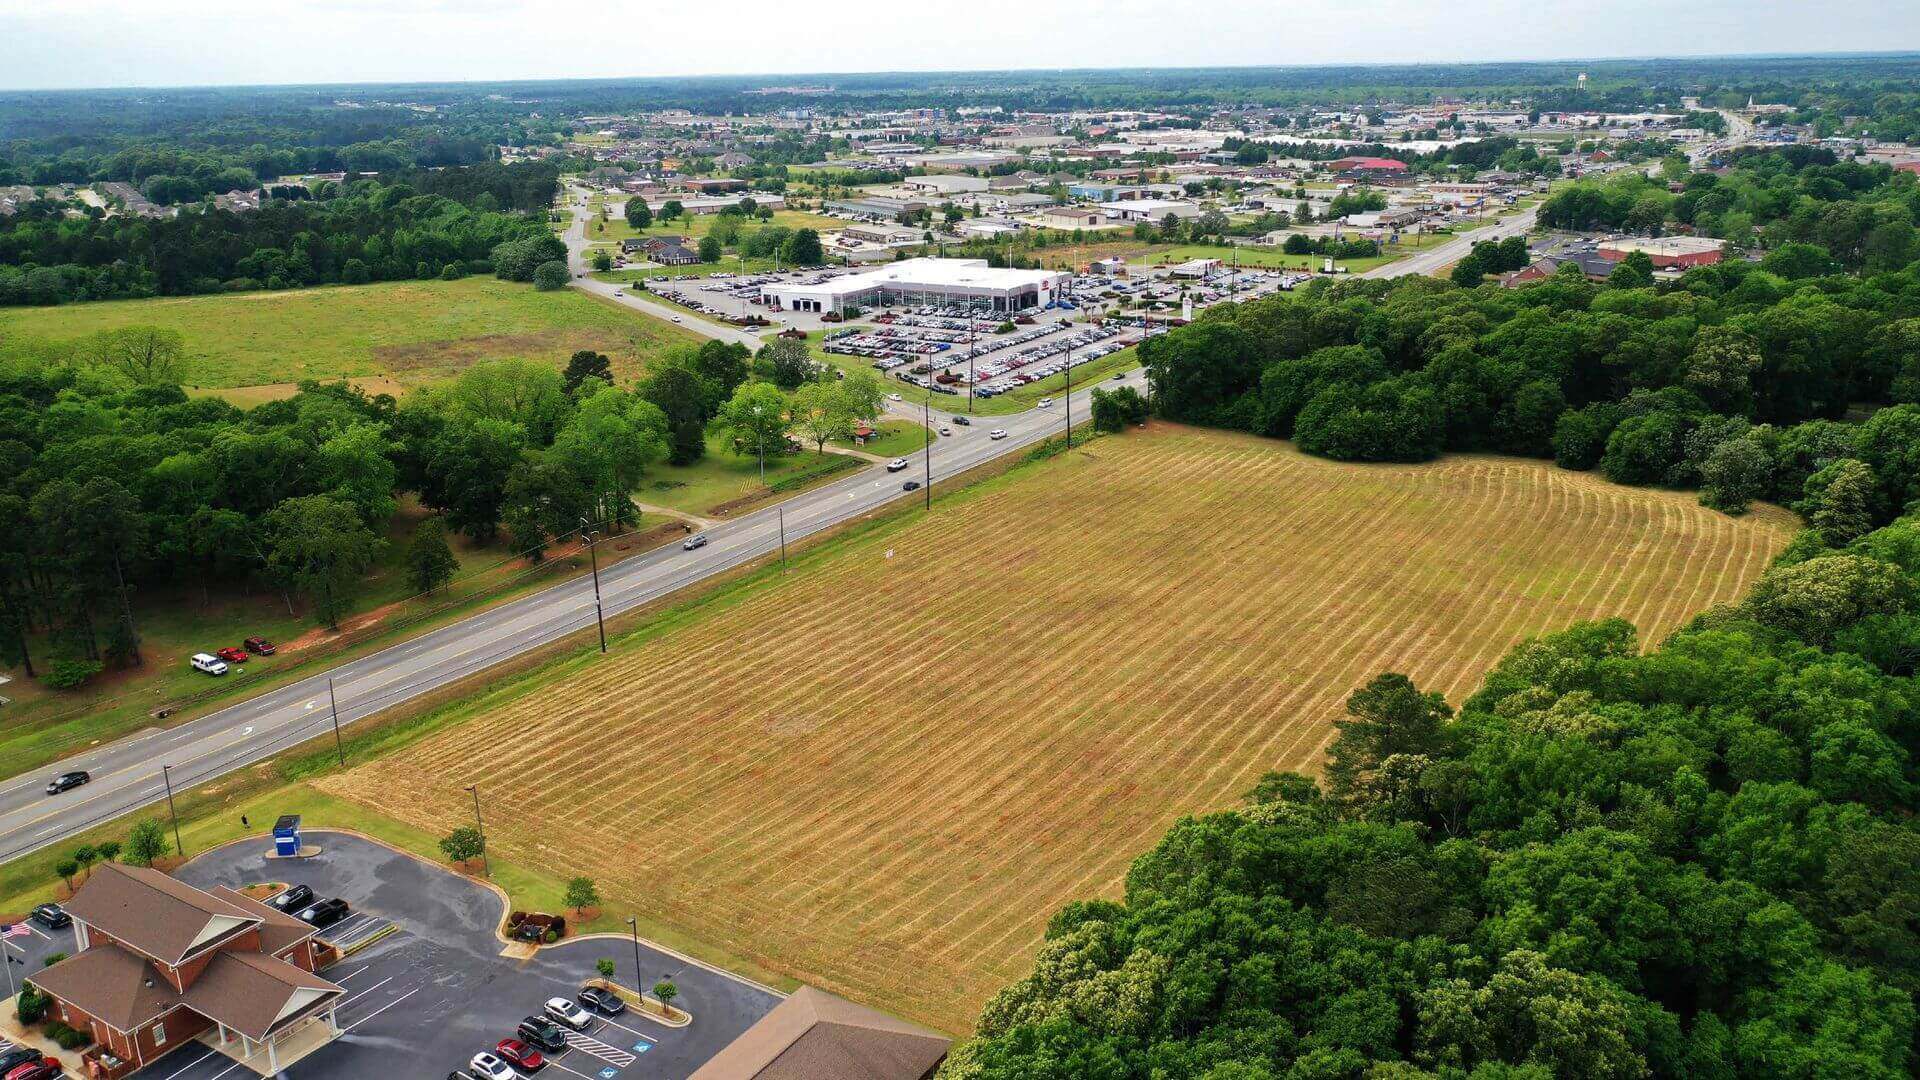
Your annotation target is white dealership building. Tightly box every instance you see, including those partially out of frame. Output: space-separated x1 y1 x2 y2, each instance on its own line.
759 257 1069 315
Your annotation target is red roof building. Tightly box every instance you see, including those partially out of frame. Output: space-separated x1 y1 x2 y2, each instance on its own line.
1327 156 1409 173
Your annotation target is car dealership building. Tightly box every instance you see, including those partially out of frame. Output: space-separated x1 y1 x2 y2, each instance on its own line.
759 258 1068 315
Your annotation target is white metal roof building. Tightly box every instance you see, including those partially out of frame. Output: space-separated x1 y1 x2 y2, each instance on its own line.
760 258 1068 315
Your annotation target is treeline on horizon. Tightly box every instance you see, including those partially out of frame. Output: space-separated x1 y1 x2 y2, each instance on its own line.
0 162 562 304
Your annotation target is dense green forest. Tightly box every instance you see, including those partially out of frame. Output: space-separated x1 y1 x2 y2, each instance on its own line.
0 166 562 305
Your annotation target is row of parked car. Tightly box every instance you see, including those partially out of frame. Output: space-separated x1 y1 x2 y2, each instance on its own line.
265 883 352 929
0 1048 60 1080
456 987 631 1078
189 636 276 676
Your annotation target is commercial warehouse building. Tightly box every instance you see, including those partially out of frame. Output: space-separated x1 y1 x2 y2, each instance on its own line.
1596 235 1726 268
759 257 1068 314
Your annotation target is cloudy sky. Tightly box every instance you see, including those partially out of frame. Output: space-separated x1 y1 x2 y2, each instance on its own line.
1 0 1915 91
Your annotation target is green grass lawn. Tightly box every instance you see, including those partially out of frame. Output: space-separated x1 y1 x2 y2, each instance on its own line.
804 327 1141 418
833 419 933 458
0 277 703 391
640 429 862 518
579 197 841 247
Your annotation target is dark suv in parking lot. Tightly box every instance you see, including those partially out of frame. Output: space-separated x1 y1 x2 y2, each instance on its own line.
517 1016 570 1053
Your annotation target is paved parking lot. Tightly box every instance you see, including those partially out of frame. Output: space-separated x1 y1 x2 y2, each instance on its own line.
135 831 782 1080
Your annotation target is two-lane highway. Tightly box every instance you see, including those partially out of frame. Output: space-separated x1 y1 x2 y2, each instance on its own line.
0 372 1143 863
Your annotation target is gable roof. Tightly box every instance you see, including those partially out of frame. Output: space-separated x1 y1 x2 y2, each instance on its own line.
207 886 321 958
181 951 343 1041
62 863 261 965
689 986 949 1080
28 947 181 1033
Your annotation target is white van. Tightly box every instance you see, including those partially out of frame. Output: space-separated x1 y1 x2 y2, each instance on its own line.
190 653 229 676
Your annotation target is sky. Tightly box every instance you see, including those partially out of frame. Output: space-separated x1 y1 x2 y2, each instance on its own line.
1 0 1916 91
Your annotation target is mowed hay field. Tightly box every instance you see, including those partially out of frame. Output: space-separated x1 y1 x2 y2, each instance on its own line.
0 277 702 390
320 425 1797 1031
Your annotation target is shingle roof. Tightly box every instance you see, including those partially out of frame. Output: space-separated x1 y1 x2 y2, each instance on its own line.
181 951 342 1041
61 863 261 965
207 886 320 958
28 947 179 1033
689 986 949 1080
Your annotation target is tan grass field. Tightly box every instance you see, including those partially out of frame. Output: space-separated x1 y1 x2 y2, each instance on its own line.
320 425 1796 1031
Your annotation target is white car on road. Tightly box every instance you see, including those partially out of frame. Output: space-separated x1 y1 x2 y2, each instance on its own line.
989 429 1008 440
886 458 909 472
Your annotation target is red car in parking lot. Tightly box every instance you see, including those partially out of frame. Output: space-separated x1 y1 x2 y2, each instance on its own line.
215 646 249 663
494 1038 545 1071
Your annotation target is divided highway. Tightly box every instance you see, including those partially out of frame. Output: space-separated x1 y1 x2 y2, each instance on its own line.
1 184 1531 866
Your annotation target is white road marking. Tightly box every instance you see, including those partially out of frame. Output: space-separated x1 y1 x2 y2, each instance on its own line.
334 975 394 1009
156 1047 220 1080
341 986 419 1032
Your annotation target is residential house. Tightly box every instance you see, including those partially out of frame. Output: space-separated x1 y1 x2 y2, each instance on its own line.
29 863 344 1079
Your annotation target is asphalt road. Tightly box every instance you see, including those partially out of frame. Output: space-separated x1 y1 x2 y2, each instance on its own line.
1359 205 1540 279
0 184 1529 866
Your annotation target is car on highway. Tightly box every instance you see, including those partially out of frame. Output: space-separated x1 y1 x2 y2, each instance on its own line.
902 480 922 492
516 1017 569 1054
44 771 89 796
295 897 350 929
1113 371 1127 380
950 415 971 425
682 533 709 551
244 636 276 655
467 1052 516 1080
989 429 1008 440
888 393 903 401
886 458 909 472
577 985 626 1016
1037 397 1052 408
215 646 249 664
544 997 594 1031
494 1038 545 1071
940 426 952 436
613 290 625 296
29 903 70 929
267 884 314 913
190 652 230 676
670 315 683 323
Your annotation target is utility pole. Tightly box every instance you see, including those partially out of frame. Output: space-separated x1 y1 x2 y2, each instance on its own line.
922 394 932 510
778 507 788 572
464 784 490 878
583 522 606 653
160 764 183 857
967 288 976 414
1064 334 1073 449
328 677 344 766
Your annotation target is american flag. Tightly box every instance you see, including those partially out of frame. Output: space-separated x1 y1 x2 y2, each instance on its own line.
0 924 31 939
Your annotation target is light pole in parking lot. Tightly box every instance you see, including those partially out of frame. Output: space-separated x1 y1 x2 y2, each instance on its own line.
160 764 183 857
624 916 644 1000
581 520 607 654
328 677 344 766
464 784 491 878
966 288 976 414
922 395 932 509
1063 334 1073 450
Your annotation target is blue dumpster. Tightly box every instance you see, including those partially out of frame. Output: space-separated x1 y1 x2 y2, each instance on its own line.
273 814 301 857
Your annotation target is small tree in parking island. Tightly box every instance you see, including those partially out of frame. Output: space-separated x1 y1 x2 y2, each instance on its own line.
438 826 485 869
596 958 617 981
564 875 601 914
653 980 679 1015
126 819 169 867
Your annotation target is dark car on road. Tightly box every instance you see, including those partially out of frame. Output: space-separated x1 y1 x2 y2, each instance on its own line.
44 771 89 796
682 533 709 551
577 985 627 1016
243 636 277 655
950 415 971 425
517 1016 570 1054
267 884 314 913
296 897 351 929
902 480 921 491
29 903 69 929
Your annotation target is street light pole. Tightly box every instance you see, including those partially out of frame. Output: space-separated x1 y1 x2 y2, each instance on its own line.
464 784 490 878
778 506 788 572
160 764 183 857
922 394 932 510
582 522 606 654
327 677 344 766
625 916 643 1001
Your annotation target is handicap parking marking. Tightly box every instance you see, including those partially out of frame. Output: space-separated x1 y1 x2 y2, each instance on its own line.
600 1070 618 1080
562 1031 637 1068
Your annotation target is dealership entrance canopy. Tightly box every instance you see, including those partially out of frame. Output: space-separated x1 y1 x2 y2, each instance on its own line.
760 257 1068 315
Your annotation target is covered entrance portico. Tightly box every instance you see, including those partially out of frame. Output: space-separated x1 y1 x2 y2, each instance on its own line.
203 1003 342 1076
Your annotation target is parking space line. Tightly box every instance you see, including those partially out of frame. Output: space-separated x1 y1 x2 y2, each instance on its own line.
542 1061 602 1080
321 913 375 939
593 1016 656 1040
156 1047 220 1080
341 986 419 1032
333 975 394 1010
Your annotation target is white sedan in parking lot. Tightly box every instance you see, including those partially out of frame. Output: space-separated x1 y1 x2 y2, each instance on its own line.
469 1052 516 1080
545 996 594 1031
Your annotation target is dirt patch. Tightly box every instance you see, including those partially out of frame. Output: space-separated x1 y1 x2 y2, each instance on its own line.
373 329 633 373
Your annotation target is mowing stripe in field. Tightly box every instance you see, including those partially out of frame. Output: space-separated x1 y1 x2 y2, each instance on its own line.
320 425 1796 1032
